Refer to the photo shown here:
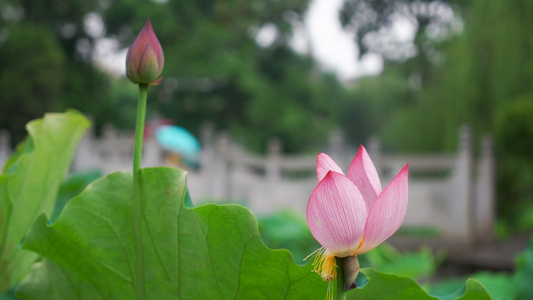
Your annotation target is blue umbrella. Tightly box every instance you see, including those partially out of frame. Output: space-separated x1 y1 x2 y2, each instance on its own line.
155 125 201 160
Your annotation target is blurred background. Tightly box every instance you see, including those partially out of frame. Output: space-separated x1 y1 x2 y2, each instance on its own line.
1 0 533 298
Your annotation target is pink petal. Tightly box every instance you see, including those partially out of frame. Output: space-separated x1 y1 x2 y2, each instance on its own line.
347 145 382 210
306 171 368 257
316 153 344 182
355 164 408 254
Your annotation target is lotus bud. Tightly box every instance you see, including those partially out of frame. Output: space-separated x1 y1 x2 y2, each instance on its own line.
126 19 164 85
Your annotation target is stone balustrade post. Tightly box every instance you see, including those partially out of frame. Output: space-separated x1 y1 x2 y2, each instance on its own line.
0 130 11 168
327 130 347 167
367 136 382 174
199 122 215 197
214 131 230 199
72 127 96 171
475 134 495 243
450 126 473 242
266 138 282 183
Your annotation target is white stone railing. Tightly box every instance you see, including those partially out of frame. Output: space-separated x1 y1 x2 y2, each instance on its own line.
72 124 163 174
0 123 495 244
364 128 495 244
186 124 495 244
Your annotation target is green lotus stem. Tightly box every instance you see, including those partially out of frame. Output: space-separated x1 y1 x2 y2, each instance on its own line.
336 256 346 300
133 83 148 300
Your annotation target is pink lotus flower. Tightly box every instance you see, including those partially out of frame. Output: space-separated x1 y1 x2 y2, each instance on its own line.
126 19 164 85
306 146 408 286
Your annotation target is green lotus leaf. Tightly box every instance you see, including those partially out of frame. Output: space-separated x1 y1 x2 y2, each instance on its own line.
17 167 327 299
0 111 89 293
347 268 491 300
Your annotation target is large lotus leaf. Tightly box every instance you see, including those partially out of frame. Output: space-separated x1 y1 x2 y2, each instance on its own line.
17 167 328 299
347 268 491 300
0 111 90 293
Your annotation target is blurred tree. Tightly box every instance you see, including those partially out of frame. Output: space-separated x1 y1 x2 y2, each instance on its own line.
495 95 533 224
100 0 337 152
340 0 533 151
337 0 463 150
0 24 66 143
0 0 344 153
0 0 126 141
340 0 460 85
339 67 412 148
340 0 533 225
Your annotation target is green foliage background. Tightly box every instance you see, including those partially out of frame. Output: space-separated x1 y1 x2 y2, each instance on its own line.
3 0 533 221
1 0 342 152
338 0 533 229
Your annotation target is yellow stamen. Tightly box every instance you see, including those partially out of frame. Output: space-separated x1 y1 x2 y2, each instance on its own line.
304 247 323 261
304 247 338 300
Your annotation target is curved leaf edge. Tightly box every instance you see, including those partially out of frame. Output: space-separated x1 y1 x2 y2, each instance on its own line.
21 167 311 271
2 110 89 175
355 268 491 300
16 166 324 299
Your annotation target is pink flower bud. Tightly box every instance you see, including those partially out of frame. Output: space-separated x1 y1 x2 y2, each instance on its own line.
126 19 164 85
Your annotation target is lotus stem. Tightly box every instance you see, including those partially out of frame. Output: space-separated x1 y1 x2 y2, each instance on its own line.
133 83 148 300
336 256 346 300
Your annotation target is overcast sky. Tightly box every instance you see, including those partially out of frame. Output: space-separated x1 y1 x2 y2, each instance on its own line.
301 0 383 79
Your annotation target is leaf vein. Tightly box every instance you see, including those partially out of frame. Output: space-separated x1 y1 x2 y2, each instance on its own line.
80 207 134 285
203 209 226 299
143 211 175 285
